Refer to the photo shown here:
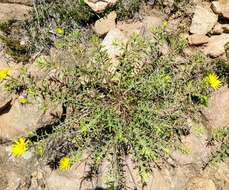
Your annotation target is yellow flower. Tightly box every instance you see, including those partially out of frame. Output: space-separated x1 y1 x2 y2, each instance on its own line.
19 98 29 105
11 138 29 157
0 69 11 81
163 21 168 28
206 73 222 90
56 27 65 36
59 157 71 171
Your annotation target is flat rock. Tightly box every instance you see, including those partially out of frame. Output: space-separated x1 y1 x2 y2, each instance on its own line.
46 161 95 190
93 11 117 36
145 168 172 190
170 165 199 190
214 161 229 184
203 160 229 190
188 34 209 45
116 15 162 38
212 23 224 34
171 121 212 167
0 0 32 6
123 156 173 190
0 3 32 22
203 86 229 130
182 177 216 190
123 155 199 190
212 0 229 19
171 132 211 166
142 15 163 31
212 23 229 34
123 155 142 190
102 28 128 58
117 20 144 37
190 6 218 35
85 0 118 13
203 34 229 57
222 24 229 33
0 144 39 190
212 1 222 14
102 28 128 73
0 97 62 140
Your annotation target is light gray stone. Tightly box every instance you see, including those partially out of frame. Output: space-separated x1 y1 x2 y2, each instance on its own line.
212 0 229 19
0 3 32 22
46 161 95 190
0 97 62 140
188 34 209 45
93 11 117 36
102 28 128 73
203 86 229 130
212 23 224 34
85 0 118 13
117 20 144 37
183 177 216 190
171 132 211 166
203 34 229 57
190 6 218 35
0 0 32 6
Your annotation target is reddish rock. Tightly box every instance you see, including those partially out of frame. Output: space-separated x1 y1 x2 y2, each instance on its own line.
183 177 216 190
102 28 128 73
93 11 117 36
85 0 118 13
0 3 32 22
46 160 95 190
212 0 229 19
190 6 218 35
203 86 229 130
212 23 224 34
203 34 229 57
0 98 62 140
188 34 209 45
0 0 32 6
117 21 144 37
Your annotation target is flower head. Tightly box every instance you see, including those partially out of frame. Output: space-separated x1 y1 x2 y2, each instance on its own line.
56 27 65 36
19 98 29 105
206 73 222 90
0 69 11 81
59 157 71 171
11 137 29 157
163 20 168 28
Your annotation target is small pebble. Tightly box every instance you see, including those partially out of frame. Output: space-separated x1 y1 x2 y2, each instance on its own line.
148 0 155 6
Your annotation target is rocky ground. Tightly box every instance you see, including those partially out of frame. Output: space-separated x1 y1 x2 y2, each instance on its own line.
0 0 229 190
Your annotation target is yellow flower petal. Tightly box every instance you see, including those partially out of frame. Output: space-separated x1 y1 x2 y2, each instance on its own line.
0 68 11 81
56 28 65 36
207 73 222 90
59 157 71 171
19 98 29 105
11 137 29 157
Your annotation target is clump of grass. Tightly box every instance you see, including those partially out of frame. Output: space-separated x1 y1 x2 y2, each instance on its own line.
0 34 30 62
21 0 97 52
115 0 145 19
216 59 229 81
0 0 149 59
